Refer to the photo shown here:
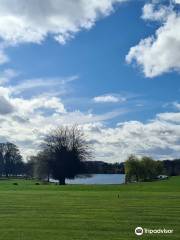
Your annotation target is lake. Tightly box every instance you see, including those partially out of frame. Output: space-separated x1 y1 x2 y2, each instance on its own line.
50 174 125 185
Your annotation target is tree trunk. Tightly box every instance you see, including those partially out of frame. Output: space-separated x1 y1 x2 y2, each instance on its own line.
136 174 139 182
47 173 50 182
59 177 66 185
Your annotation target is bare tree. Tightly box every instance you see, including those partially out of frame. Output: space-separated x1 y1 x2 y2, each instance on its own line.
38 125 91 185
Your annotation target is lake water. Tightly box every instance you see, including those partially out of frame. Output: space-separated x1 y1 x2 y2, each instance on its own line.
51 174 125 185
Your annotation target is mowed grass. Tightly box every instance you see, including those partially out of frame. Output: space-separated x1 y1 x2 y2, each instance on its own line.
0 177 179 240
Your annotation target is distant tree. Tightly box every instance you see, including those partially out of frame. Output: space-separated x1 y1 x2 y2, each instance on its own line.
125 155 164 183
163 159 180 176
0 142 23 177
155 160 164 177
0 146 4 176
37 126 91 185
24 157 36 178
33 151 51 181
83 161 125 174
141 156 163 181
125 155 143 182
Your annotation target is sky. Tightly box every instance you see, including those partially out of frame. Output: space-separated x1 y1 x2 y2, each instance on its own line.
0 0 180 162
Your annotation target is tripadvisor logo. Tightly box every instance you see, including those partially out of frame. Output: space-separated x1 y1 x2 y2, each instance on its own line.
135 226 174 236
135 227 143 236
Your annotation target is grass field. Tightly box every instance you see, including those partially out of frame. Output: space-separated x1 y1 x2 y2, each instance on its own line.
0 177 179 240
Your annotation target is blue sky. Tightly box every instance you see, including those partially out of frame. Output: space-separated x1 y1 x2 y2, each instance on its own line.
0 0 179 162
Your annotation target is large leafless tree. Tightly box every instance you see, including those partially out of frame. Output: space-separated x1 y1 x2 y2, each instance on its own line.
37 125 91 184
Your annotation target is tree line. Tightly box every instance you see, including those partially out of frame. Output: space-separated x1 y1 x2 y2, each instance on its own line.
0 125 179 184
0 126 90 184
83 161 124 174
125 155 180 183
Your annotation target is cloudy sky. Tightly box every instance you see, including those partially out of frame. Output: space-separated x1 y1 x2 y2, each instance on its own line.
0 0 180 162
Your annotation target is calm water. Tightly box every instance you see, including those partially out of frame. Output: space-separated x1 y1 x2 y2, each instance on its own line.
51 174 125 185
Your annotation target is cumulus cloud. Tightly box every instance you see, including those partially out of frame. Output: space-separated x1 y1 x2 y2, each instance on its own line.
0 80 126 158
84 112 180 162
12 96 66 115
142 3 173 21
93 94 126 103
126 2 180 77
157 112 180 123
0 0 126 45
0 0 128 65
0 77 179 162
0 0 178 162
0 72 178 161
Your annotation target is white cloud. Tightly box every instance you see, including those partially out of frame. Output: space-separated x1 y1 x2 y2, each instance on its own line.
11 75 78 95
84 112 180 162
0 82 126 158
142 3 173 21
12 96 66 115
173 101 180 110
157 112 180 123
0 79 179 162
0 69 18 85
93 94 126 103
126 2 180 77
0 0 126 45
0 73 178 162
0 86 11 97
0 0 178 162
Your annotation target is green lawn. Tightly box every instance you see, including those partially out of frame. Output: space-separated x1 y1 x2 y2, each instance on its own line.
0 177 179 240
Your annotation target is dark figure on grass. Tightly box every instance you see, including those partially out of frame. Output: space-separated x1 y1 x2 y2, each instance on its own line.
35 126 91 185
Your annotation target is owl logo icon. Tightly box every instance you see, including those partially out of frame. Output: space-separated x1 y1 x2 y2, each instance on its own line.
135 227 143 236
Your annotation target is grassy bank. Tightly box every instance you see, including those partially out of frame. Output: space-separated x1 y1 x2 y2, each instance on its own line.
0 177 179 240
